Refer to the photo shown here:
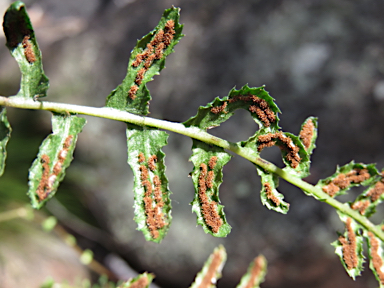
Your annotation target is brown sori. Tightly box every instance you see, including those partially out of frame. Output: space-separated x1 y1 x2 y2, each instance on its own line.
63 135 74 149
151 30 164 47
351 200 370 215
138 155 166 239
144 53 157 69
128 85 139 100
210 102 228 114
367 232 384 285
22 35 36 63
299 119 315 150
257 132 301 168
322 169 371 197
148 155 157 172
199 250 223 288
206 171 215 189
55 138 71 173
228 94 276 127
366 179 384 202
163 20 176 46
263 182 280 206
36 135 75 201
208 156 218 170
338 218 358 270
138 152 145 163
155 42 165 59
129 20 176 100
198 163 222 233
135 68 146 85
206 156 217 189
243 256 265 288
127 277 149 288
36 154 51 200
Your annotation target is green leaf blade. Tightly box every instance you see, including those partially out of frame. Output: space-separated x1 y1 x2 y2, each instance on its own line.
190 245 227 288
0 107 12 176
184 85 281 131
127 125 172 243
236 255 267 288
350 171 384 218
332 211 365 280
316 161 378 198
3 1 49 99
299 116 318 156
117 272 154 288
190 140 232 237
280 132 310 178
106 7 184 115
257 168 289 214
27 114 86 209
364 230 384 287
254 129 310 178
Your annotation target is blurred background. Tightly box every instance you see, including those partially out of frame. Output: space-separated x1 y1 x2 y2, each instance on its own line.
0 0 384 287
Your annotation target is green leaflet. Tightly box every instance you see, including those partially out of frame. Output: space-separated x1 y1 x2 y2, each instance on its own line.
242 128 310 178
185 85 284 235
349 169 384 218
236 255 267 288
254 130 310 178
183 85 312 177
106 7 184 115
317 160 384 283
298 117 318 156
364 230 384 287
184 84 281 131
117 273 154 288
332 211 365 280
280 132 310 177
185 85 310 219
28 114 86 209
105 7 180 241
189 245 227 288
316 161 378 198
256 168 290 214
127 124 172 243
190 140 232 237
0 107 11 176
3 1 49 99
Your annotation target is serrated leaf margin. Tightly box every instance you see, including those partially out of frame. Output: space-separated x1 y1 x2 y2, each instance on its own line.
190 140 232 237
332 211 365 280
189 245 227 288
127 124 172 243
27 114 86 209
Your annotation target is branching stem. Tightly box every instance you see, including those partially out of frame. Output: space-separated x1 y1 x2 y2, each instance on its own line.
1 95 383 241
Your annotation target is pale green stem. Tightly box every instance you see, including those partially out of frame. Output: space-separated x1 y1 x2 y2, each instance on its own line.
1 95 383 241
